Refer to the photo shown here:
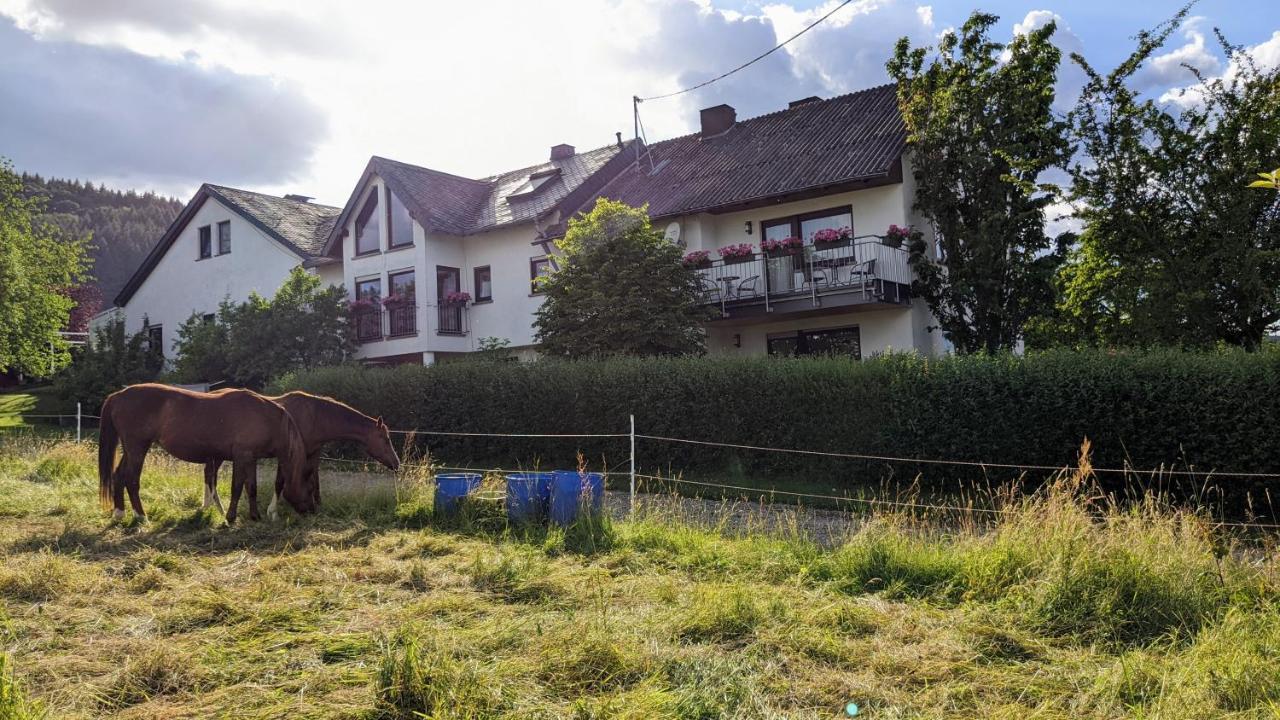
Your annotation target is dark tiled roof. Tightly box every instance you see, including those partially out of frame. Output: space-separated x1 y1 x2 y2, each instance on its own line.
205 185 339 256
114 184 338 306
585 84 906 218
325 144 630 253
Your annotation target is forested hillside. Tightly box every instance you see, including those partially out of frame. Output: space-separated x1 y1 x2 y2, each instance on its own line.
20 173 182 303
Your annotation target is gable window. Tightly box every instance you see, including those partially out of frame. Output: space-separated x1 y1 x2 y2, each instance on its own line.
354 190 381 256
217 221 231 254
198 226 212 259
474 266 492 302
386 187 414 249
530 257 552 294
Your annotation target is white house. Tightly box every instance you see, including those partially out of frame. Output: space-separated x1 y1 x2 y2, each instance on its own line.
108 84 946 364
107 185 340 360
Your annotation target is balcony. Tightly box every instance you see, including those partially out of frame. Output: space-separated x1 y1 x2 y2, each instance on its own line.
437 303 468 335
695 239 912 323
354 308 383 342
388 304 417 337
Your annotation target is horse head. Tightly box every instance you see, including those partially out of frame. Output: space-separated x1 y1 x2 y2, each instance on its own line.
279 412 318 514
366 416 401 472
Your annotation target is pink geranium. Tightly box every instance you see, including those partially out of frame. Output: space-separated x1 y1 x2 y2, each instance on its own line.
885 224 912 241
761 236 803 252
682 250 711 266
717 243 755 259
444 291 472 306
812 226 852 243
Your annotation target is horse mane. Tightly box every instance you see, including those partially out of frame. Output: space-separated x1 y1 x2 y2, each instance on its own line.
279 390 378 423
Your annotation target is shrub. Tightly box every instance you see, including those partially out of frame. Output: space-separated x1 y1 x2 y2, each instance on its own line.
0 653 44 720
275 348 1280 500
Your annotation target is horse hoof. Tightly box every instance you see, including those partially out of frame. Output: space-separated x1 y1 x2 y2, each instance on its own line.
112 509 124 522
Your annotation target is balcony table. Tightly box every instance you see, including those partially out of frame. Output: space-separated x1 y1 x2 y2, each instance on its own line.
719 275 740 300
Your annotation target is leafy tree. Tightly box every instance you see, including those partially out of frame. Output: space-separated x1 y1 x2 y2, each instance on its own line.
533 199 711 358
1049 8 1280 350
52 318 160 411
886 12 1072 353
171 267 354 387
0 159 90 377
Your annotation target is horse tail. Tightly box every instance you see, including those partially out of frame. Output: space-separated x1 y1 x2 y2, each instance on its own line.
98 397 119 510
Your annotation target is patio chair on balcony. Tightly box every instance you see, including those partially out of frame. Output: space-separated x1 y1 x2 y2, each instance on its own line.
799 266 829 291
847 259 877 299
699 275 723 303
737 275 761 299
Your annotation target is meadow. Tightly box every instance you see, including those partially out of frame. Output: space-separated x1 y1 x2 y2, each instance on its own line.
0 434 1278 719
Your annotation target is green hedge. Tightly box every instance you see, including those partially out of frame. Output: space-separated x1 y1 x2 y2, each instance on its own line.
273 349 1280 495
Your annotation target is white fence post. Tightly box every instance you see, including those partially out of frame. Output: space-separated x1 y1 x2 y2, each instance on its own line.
629 414 636 515
76 402 81 443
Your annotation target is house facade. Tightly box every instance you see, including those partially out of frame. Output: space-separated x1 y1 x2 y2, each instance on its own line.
108 84 947 364
106 185 340 360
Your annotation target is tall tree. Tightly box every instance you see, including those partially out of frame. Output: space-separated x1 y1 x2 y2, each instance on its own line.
534 199 710 358
0 159 90 377
1050 8 1280 349
887 12 1072 353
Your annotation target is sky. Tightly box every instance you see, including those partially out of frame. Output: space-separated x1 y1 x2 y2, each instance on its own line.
1 0 1277 207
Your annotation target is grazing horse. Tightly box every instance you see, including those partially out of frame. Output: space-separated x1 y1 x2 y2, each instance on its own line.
98 384 314 523
202 391 400 518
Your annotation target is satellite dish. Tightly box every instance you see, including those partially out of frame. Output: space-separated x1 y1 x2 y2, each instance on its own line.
663 222 683 246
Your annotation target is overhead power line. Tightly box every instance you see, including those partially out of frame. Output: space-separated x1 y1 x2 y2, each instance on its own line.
636 0 857 102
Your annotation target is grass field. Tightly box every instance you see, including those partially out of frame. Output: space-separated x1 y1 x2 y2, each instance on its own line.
0 438 1278 719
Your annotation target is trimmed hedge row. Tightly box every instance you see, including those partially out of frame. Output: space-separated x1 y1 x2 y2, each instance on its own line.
273 350 1280 494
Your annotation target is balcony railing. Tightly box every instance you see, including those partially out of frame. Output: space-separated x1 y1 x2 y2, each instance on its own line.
437 303 467 335
354 309 382 342
388 303 417 337
695 238 912 319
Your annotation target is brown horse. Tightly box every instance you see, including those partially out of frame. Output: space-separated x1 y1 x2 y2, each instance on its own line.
202 391 400 518
98 384 314 523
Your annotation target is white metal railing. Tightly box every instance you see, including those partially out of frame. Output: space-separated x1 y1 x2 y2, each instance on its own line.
695 238 911 315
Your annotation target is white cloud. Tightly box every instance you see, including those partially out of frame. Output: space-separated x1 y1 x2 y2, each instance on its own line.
1158 28 1279 109
1135 16 1222 92
1010 10 1086 111
0 0 944 203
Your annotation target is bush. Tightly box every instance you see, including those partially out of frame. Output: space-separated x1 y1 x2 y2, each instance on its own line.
51 318 159 412
274 349 1280 498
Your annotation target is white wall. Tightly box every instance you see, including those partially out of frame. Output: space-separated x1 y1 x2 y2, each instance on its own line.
121 197 305 360
706 309 916 358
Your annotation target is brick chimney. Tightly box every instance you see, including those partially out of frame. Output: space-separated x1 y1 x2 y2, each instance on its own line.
284 193 313 203
550 143 575 160
699 104 736 138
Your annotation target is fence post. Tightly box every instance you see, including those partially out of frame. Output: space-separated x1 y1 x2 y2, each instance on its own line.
629 414 636 515
76 402 82 443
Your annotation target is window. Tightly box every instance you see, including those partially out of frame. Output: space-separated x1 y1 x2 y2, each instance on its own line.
474 266 492 302
354 190 380 255
437 266 463 335
198 226 212 259
355 277 381 301
387 186 414 249
762 205 853 245
530 257 552 294
387 269 417 336
217 221 231 254
766 326 861 359
353 277 382 342
145 324 163 355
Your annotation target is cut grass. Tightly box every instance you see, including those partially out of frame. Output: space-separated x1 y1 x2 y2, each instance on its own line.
0 437 1277 718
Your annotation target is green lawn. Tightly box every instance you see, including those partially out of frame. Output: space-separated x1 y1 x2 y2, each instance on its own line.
1 437 1278 719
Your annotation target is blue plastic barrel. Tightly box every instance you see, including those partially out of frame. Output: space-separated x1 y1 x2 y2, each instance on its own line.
434 473 481 515
550 470 604 526
505 472 554 522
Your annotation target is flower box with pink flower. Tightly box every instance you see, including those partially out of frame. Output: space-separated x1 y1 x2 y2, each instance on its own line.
761 236 803 258
717 243 756 265
812 226 852 250
443 291 472 306
682 250 712 269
